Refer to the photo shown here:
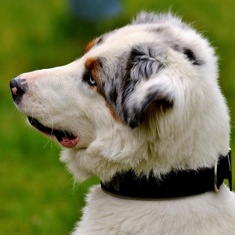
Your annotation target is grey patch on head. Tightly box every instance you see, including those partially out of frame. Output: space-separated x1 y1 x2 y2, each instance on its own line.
149 27 204 66
97 56 126 108
132 11 172 24
97 43 173 128
146 15 204 66
120 43 171 128
131 11 189 30
128 43 164 81
121 43 165 107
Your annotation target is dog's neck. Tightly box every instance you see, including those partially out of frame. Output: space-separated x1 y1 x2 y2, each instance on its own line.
101 151 232 200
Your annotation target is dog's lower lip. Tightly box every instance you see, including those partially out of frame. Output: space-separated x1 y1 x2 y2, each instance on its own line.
59 135 79 148
27 116 79 148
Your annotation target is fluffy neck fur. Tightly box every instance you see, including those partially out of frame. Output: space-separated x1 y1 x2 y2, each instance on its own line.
61 88 230 183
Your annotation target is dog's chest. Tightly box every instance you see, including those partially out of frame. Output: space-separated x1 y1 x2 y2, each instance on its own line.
73 185 235 235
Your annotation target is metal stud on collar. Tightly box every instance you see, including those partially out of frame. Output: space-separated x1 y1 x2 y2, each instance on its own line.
214 158 219 192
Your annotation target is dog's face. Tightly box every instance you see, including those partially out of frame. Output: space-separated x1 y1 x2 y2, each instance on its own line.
10 12 230 181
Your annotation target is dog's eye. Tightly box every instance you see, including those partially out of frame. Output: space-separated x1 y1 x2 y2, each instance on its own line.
88 76 96 86
82 71 97 87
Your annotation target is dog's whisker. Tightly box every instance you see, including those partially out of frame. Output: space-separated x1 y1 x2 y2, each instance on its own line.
43 113 54 149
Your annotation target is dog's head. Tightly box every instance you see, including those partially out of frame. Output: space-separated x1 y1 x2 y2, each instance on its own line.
10 12 230 182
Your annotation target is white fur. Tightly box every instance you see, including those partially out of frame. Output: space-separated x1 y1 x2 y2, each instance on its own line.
73 185 235 235
15 12 235 234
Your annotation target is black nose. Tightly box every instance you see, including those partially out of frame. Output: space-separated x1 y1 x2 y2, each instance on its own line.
10 78 27 104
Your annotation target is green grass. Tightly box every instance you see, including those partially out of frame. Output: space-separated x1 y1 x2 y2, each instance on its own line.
1 0 235 234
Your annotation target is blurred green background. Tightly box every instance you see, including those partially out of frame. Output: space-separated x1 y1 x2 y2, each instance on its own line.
1 0 235 234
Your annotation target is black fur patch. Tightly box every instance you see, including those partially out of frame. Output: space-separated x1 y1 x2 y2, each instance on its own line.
183 48 202 66
97 36 104 45
121 57 137 107
82 70 94 86
126 87 174 129
109 87 118 105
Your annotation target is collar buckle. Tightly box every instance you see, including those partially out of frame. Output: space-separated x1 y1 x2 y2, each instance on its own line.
214 149 232 192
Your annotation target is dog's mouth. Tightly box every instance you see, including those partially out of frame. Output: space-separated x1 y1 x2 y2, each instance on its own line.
27 116 79 148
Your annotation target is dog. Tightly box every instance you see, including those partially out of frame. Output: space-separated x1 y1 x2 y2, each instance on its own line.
10 12 235 234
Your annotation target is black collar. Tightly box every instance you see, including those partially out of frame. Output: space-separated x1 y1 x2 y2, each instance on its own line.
101 151 232 199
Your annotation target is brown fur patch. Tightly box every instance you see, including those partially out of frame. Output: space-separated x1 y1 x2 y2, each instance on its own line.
84 39 97 54
85 57 101 86
84 57 119 122
106 103 119 122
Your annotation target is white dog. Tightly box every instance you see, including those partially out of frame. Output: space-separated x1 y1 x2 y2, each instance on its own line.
10 12 235 234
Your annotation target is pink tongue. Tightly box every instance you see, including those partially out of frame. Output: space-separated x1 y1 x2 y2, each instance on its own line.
60 136 79 148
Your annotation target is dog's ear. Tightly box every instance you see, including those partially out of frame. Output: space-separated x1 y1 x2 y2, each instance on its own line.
121 43 175 128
